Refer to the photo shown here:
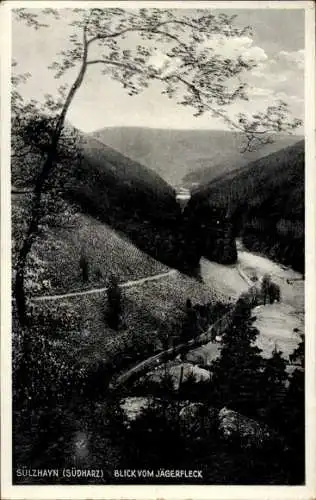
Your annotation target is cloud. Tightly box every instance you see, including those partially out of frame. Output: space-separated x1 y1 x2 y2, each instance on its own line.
245 48 304 116
198 35 268 63
12 11 304 133
277 49 304 70
248 87 274 98
148 50 182 78
148 35 269 80
251 48 304 81
274 91 304 104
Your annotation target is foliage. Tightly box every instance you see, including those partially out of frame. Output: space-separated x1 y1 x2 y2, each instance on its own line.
11 8 305 483
210 297 265 416
180 299 229 342
281 367 305 483
12 7 303 331
258 349 288 423
11 61 81 190
14 8 301 144
289 332 304 366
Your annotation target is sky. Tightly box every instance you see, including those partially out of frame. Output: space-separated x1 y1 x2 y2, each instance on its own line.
12 7 305 133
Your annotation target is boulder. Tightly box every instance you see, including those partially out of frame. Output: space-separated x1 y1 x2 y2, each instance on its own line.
218 407 273 449
184 343 221 366
179 402 218 436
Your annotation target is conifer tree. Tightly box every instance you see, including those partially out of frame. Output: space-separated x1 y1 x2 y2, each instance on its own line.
281 334 305 483
211 297 264 416
259 348 288 424
107 275 121 331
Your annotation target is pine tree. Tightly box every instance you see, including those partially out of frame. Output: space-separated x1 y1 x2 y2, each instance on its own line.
259 348 288 424
211 297 264 416
79 253 89 282
281 333 305 483
181 298 199 341
107 275 121 331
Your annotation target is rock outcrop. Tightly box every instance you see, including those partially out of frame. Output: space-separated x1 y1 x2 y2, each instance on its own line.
184 343 221 367
218 407 273 449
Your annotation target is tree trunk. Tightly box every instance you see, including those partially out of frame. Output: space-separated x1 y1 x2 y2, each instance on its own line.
15 234 34 328
14 27 89 327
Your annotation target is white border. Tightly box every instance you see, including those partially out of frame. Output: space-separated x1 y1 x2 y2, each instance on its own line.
1 1 315 499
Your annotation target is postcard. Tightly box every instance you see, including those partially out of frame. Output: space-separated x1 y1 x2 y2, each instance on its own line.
1 1 315 499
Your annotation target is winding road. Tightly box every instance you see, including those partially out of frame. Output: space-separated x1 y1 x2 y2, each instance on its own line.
31 269 178 302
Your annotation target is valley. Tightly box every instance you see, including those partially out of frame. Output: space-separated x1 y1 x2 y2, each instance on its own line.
9 5 308 489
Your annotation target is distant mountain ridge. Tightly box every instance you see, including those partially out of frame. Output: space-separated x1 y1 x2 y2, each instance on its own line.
91 126 302 187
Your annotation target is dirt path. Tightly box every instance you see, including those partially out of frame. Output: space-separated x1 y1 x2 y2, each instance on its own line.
31 269 178 302
200 257 249 300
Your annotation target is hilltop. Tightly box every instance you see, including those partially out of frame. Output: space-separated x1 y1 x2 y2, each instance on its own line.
187 140 305 272
91 126 301 187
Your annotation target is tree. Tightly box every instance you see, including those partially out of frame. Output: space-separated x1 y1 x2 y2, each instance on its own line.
123 399 185 470
79 252 89 283
181 298 199 341
13 7 302 327
211 297 264 416
106 275 122 331
280 334 305 483
259 348 288 424
12 64 81 327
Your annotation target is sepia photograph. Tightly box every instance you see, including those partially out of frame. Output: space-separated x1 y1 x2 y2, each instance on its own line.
1 1 315 498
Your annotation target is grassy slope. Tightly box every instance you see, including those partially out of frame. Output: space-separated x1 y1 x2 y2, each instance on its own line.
91 126 301 187
36 204 169 295
13 195 220 374
33 271 219 368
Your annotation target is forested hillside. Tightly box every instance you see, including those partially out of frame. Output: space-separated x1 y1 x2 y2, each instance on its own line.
12 123 200 273
188 141 305 272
